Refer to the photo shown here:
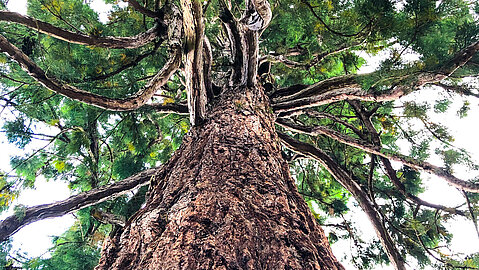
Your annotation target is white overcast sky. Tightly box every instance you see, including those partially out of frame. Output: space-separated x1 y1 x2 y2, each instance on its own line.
1 0 478 268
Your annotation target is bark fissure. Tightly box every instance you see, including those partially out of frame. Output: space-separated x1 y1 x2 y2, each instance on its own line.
95 86 344 269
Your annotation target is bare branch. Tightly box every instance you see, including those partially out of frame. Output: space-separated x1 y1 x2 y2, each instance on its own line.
0 33 182 111
0 168 159 242
0 11 159 49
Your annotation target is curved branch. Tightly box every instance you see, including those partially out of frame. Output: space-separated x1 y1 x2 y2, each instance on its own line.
0 33 182 111
278 132 406 270
276 118 479 193
0 11 158 49
0 168 159 242
273 41 479 113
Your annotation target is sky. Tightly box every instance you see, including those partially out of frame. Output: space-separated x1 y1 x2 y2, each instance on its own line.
1 0 479 268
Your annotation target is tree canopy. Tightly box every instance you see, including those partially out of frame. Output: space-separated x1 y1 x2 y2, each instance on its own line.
0 0 478 269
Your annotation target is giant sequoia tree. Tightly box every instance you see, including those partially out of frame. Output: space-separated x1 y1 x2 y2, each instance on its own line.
0 0 479 269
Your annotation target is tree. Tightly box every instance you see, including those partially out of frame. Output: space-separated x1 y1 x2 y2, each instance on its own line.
0 0 478 269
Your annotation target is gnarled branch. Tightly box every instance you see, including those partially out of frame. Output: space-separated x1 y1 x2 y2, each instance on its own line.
0 11 159 49
0 168 158 242
273 41 479 113
0 33 182 111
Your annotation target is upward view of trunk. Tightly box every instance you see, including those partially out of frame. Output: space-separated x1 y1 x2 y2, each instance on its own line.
95 85 344 269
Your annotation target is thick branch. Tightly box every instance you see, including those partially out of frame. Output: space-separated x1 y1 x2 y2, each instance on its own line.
273 41 479 113
277 118 479 193
0 168 159 242
278 132 406 270
181 0 207 125
272 74 362 103
0 33 181 111
0 11 158 49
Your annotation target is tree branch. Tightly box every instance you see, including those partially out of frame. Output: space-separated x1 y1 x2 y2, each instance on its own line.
348 100 466 216
0 33 182 111
219 0 247 85
273 41 479 113
181 0 207 125
278 132 406 270
0 167 159 242
276 117 479 193
86 43 161 82
0 11 159 49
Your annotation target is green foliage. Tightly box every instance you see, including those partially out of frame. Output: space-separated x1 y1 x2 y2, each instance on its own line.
0 0 478 269
2 117 32 148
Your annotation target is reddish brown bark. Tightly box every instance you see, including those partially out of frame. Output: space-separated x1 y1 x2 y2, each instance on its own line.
95 86 344 270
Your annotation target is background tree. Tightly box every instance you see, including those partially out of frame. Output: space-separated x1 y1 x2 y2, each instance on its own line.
0 0 478 269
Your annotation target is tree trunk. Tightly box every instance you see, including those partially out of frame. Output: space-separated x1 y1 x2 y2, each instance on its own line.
95 85 344 269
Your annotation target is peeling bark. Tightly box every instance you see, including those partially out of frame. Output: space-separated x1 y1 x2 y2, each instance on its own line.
181 0 207 125
95 86 344 270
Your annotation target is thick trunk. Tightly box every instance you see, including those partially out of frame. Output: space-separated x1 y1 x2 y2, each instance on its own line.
95 86 343 269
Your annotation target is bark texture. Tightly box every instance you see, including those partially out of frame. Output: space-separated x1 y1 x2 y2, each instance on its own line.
95 86 344 269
